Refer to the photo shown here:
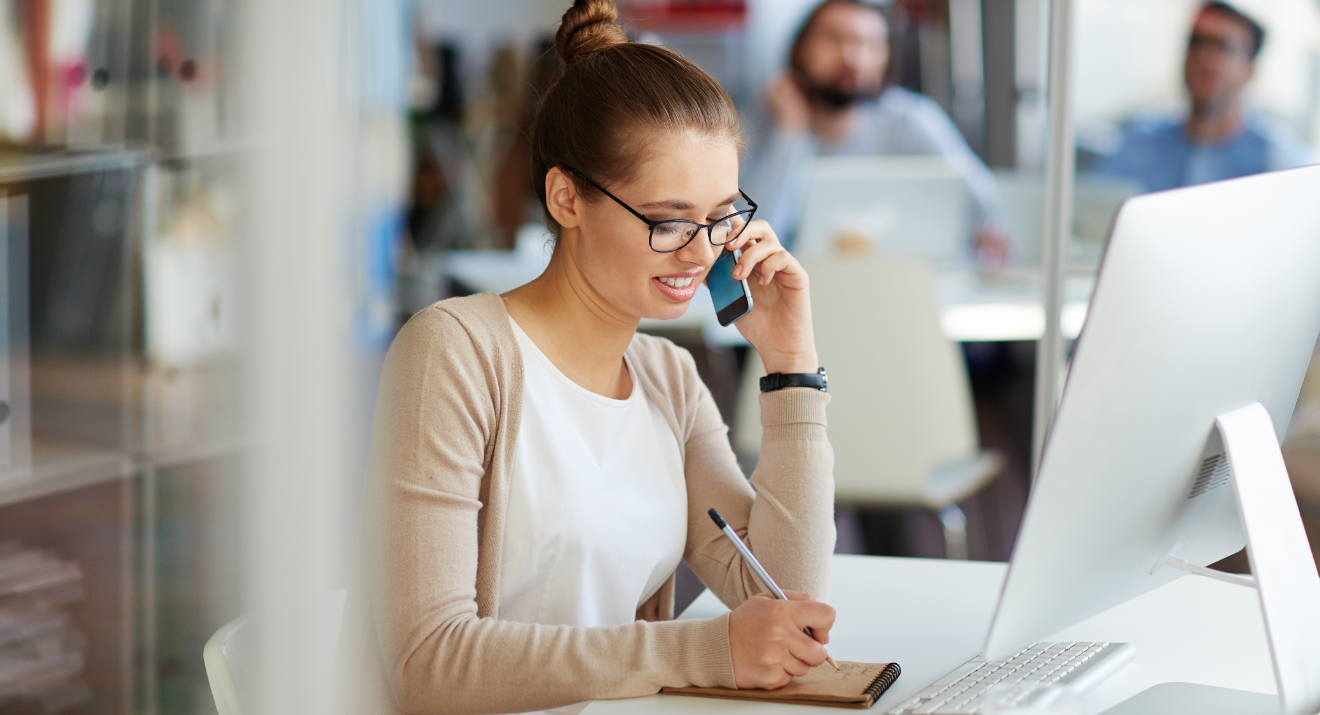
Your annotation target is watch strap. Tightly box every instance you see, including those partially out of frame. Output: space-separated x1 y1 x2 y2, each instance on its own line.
760 369 827 392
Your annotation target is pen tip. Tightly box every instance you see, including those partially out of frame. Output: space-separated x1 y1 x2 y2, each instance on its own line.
707 509 727 529
828 656 839 670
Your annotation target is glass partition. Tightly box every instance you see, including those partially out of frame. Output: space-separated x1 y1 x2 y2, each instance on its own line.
1065 0 1320 571
1071 0 1320 270
0 157 140 715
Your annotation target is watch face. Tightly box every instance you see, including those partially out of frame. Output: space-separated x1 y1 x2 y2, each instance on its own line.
819 368 828 391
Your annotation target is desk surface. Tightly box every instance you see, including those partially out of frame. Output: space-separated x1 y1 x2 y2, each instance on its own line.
580 555 1273 715
441 251 1094 344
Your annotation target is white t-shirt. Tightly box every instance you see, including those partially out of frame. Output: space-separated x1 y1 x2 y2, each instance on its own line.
498 318 688 628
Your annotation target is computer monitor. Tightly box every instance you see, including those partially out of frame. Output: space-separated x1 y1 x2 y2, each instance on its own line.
794 157 970 266
984 164 1320 661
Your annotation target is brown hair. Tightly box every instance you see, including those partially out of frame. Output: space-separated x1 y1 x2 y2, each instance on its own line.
1199 2 1266 59
530 0 743 236
788 0 899 88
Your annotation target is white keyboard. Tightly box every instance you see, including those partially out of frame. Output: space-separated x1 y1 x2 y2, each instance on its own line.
888 642 1136 714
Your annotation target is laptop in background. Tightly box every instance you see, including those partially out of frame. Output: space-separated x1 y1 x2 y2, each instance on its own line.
795 156 971 267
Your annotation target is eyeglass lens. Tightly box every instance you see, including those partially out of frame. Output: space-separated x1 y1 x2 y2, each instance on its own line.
650 211 754 252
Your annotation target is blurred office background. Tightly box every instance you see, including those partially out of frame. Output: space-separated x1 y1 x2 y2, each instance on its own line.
0 0 1316 713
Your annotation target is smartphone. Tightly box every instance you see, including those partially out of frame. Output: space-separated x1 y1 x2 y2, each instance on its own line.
707 248 753 326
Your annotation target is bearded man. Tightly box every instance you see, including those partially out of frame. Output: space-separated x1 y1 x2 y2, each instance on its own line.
742 0 1005 262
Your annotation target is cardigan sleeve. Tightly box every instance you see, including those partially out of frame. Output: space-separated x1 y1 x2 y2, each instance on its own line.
358 306 740 715
675 345 836 607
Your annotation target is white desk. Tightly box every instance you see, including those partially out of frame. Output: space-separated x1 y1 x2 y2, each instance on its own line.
934 272 1092 343
441 251 1093 344
580 555 1274 714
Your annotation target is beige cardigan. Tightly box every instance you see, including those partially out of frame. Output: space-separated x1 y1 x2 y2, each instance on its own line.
338 292 835 715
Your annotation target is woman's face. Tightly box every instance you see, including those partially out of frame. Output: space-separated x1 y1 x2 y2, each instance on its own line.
562 131 742 322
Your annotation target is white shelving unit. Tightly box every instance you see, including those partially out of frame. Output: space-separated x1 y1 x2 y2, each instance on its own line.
0 0 244 713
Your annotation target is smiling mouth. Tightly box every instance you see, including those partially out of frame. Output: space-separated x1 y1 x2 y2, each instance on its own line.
658 276 697 289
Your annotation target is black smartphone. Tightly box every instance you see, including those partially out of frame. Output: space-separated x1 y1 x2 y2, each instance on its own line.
707 248 753 326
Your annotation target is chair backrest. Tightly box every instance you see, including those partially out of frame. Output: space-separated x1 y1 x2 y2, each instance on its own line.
733 254 979 505
203 589 348 715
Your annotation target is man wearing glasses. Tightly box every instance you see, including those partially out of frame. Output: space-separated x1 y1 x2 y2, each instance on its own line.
1095 2 1313 193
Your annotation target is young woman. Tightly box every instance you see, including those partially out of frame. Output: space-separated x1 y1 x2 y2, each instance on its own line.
340 1 837 712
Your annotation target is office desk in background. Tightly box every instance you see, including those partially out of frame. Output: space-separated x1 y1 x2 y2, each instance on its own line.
580 555 1274 715
441 251 1094 344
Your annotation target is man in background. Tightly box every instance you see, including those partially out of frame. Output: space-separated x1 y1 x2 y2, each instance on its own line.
1095 2 1312 192
741 0 1006 263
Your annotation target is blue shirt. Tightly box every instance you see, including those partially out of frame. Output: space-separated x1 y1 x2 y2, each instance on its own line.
1094 114 1314 193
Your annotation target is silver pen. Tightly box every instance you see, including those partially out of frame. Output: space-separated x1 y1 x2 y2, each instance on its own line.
708 508 838 670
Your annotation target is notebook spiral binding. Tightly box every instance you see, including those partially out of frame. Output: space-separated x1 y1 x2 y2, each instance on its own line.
864 663 902 701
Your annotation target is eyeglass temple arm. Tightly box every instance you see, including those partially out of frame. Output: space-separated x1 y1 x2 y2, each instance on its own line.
561 166 656 226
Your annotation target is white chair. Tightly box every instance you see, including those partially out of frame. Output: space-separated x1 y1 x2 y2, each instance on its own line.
203 589 348 715
732 254 1003 559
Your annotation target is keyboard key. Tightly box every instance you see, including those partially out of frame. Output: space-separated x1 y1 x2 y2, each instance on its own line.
931 661 985 688
898 642 1132 715
937 702 981 713
913 698 950 714
955 696 992 712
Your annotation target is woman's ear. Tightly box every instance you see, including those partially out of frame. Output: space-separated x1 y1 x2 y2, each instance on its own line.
545 168 583 230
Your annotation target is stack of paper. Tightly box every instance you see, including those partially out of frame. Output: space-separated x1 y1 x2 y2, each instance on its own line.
0 542 89 713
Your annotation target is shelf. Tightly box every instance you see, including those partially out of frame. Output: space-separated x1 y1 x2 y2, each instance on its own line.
156 138 252 166
0 414 244 510
0 440 134 509
143 437 245 469
0 478 134 715
0 149 152 184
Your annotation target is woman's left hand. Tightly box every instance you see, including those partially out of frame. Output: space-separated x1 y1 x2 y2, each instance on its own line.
720 219 818 375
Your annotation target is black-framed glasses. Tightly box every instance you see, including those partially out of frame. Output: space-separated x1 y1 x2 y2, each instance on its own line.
1188 31 1248 58
563 166 758 253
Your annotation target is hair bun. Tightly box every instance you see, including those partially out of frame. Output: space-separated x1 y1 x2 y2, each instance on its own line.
555 0 629 66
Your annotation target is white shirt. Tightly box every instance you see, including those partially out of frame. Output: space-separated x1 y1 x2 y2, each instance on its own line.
498 318 688 628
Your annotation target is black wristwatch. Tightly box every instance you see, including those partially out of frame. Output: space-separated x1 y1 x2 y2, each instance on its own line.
760 367 828 393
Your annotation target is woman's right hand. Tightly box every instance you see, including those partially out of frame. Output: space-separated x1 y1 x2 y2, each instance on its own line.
729 591 836 689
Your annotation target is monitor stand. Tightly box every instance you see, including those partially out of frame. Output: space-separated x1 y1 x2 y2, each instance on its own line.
1104 403 1320 715
1102 683 1278 715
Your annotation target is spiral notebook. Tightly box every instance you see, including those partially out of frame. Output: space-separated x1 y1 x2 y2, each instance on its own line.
662 661 901 709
